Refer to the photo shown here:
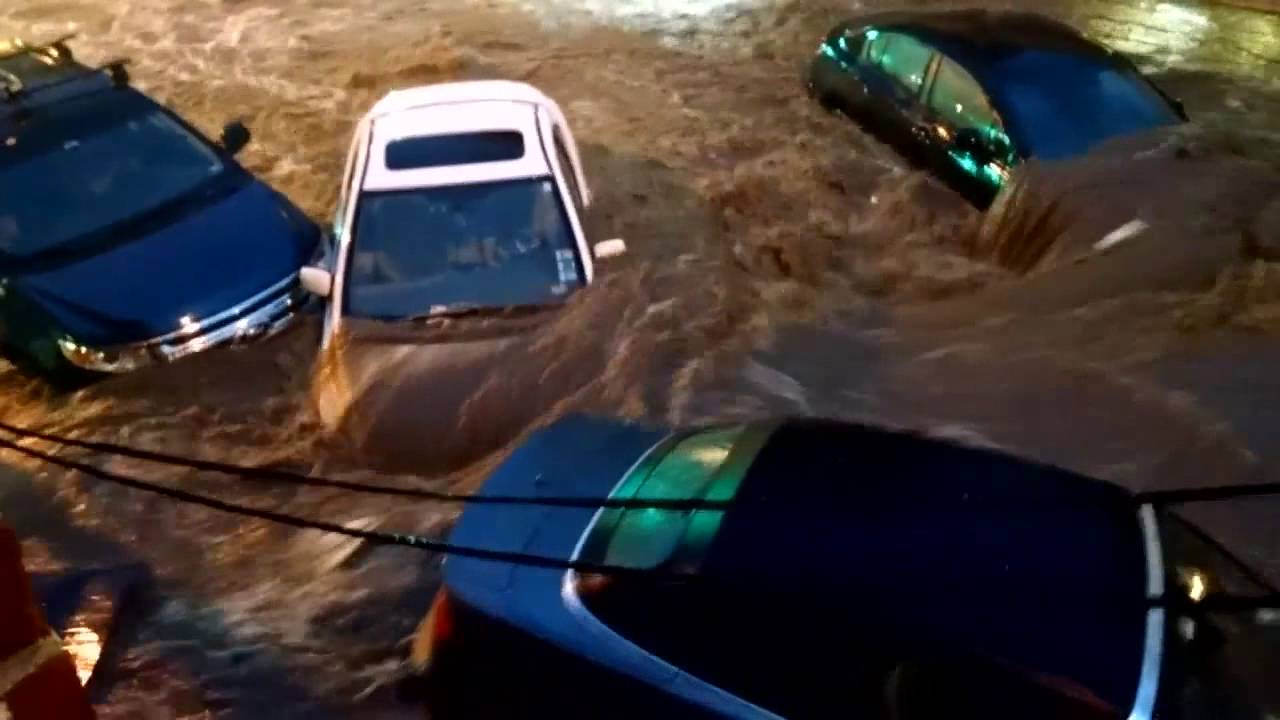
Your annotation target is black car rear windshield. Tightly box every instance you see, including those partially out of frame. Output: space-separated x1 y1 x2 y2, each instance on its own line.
384 131 525 170
574 420 1150 719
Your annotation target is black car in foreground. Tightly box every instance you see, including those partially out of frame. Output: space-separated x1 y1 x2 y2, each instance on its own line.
0 37 319 383
406 415 1279 719
806 10 1187 207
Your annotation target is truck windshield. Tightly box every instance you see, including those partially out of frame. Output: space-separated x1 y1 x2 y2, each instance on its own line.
0 93 226 259
343 177 584 320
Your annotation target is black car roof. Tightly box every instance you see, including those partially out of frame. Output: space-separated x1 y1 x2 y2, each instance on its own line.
696 418 1150 710
848 9 1138 102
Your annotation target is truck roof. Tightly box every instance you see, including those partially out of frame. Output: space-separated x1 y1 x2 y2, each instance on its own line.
362 99 551 192
367 79 566 119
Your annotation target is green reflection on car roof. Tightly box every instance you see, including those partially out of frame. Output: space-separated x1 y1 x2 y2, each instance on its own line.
581 423 777 571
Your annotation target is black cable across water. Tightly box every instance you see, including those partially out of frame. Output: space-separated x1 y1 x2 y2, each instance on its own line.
2 419 1279 509
0 430 1277 612
0 433 694 578
0 420 732 511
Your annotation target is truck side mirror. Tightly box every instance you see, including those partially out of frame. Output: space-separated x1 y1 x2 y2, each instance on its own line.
593 238 627 260
299 266 333 298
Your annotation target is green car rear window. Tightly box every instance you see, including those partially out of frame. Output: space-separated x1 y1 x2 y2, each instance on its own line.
578 424 774 571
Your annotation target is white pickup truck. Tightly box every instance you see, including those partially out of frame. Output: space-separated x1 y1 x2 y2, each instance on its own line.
301 80 625 429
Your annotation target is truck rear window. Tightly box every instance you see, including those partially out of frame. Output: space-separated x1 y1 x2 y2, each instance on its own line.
384 131 525 170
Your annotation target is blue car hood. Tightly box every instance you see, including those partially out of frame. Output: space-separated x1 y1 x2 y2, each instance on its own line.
16 180 312 346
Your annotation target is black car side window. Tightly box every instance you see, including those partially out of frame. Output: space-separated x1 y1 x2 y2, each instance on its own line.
579 578 886 719
832 29 860 60
867 32 933 95
861 32 886 64
928 57 1001 134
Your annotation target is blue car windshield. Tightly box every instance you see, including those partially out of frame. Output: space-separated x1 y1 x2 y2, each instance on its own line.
343 177 583 320
0 96 225 259
989 52 1181 160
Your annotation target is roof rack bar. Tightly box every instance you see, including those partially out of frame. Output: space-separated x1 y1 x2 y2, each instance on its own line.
0 57 130 103
0 34 77 62
0 68 19 95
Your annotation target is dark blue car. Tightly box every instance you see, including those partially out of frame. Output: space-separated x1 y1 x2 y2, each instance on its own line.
408 415 1279 719
0 38 320 383
807 10 1187 207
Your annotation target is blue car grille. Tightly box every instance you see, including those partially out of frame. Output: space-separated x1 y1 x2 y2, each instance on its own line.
145 275 309 362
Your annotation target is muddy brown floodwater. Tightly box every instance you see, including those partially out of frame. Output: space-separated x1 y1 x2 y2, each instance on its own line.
2 0 1279 716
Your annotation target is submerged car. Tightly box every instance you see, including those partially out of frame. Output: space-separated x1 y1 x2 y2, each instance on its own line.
806 10 1187 207
407 415 1279 719
0 37 319 382
301 80 625 427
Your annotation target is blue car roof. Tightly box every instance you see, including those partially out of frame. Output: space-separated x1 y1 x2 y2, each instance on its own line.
700 420 1148 709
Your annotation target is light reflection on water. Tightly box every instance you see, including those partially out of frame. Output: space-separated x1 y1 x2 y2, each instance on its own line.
502 0 762 37
1083 1 1215 68
61 625 103 686
1081 0 1280 77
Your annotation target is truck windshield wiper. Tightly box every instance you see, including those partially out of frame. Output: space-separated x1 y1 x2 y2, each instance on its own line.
405 301 563 323
406 303 487 321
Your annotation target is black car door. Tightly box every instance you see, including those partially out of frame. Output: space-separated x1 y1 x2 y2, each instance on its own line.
854 31 938 161
919 55 1018 206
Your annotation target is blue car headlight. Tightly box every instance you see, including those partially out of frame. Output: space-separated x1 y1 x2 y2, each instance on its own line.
57 338 154 374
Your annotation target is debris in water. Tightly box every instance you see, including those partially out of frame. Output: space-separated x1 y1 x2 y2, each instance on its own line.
1094 218 1149 253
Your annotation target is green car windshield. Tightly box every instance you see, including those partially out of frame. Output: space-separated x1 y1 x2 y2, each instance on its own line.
578 424 775 571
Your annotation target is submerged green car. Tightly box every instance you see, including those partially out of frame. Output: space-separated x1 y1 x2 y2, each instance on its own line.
807 10 1187 207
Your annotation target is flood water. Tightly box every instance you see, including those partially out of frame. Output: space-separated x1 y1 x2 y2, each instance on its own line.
1 0 1279 716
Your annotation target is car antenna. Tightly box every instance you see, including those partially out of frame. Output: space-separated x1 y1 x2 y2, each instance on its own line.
1134 480 1280 506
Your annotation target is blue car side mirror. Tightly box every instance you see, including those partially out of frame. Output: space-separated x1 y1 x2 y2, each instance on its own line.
220 120 251 156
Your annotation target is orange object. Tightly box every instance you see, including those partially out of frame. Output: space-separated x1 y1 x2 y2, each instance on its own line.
0 525 96 720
